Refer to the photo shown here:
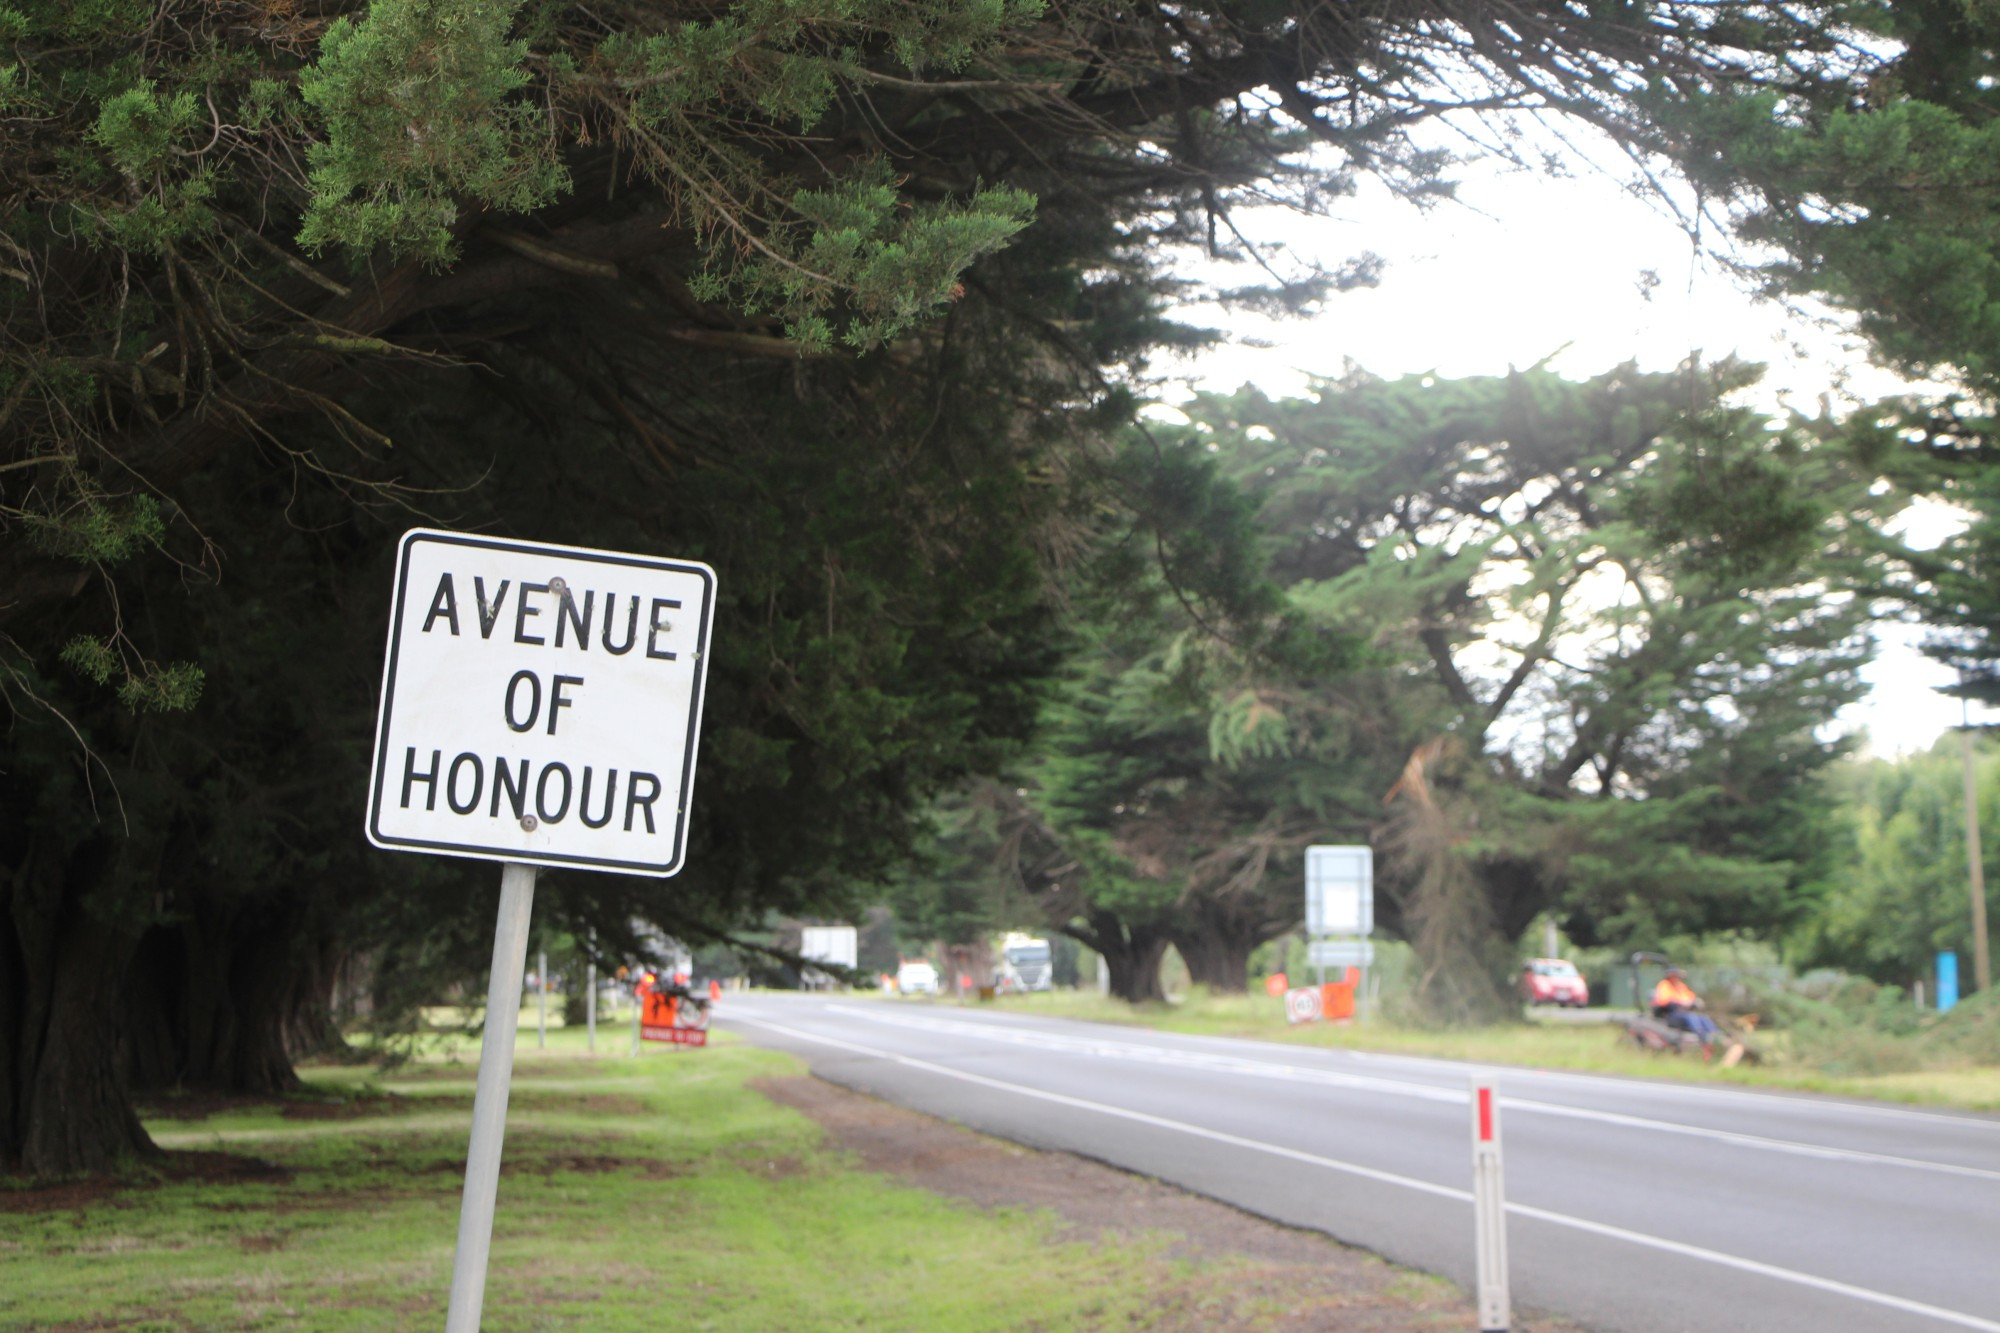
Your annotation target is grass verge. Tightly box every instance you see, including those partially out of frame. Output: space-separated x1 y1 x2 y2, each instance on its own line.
4 1030 1306 1332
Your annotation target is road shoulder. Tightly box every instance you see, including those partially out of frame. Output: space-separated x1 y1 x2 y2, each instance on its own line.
754 1073 1586 1332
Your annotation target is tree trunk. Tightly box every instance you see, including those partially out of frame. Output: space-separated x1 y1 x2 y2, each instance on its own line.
1063 909 1170 1003
1 845 157 1178
284 936 356 1063
124 900 310 1097
1166 891 1292 994
1169 925 1255 994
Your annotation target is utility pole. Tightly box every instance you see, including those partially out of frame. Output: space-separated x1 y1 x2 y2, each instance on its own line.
1963 691 1992 995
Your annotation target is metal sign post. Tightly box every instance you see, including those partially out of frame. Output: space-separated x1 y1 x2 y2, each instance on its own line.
444 862 536 1333
1470 1076 1510 1333
364 528 716 1331
1305 845 1373 1003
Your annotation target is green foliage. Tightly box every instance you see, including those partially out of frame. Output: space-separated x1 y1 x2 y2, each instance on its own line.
735 173 1036 349
56 634 117 686
907 359 1890 1006
87 84 201 175
298 0 568 262
24 493 164 562
1796 734 1999 986
1772 977 1928 1077
1658 7 2000 697
114 659 203 713
1180 362 1885 993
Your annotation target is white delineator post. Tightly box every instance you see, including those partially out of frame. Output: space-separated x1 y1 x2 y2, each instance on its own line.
1470 1076 1510 1333
536 948 548 1049
444 862 537 1333
585 956 597 1052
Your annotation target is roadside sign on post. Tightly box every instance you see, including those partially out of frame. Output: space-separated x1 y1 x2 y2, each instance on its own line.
367 528 716 876
1305 845 1373 1010
1305 845 1373 935
364 528 716 1333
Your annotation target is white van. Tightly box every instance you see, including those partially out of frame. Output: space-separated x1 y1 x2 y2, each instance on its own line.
896 960 939 996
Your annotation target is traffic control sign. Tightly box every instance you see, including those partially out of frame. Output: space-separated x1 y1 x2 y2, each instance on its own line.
366 529 716 875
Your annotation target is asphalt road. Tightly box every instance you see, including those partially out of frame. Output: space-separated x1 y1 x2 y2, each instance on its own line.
721 993 2000 1333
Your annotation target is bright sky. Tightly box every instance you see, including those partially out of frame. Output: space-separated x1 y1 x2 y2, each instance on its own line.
1163 151 1984 757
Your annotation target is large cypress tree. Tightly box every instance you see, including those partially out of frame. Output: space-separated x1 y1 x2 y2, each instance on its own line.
1183 361 1888 1014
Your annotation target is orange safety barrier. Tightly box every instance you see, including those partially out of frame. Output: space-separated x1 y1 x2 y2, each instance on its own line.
641 987 679 1030
1284 973 1358 1025
638 981 709 1046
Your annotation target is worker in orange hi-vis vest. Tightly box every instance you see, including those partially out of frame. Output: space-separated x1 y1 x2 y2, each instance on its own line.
1651 967 1718 1041
638 971 679 1029
707 978 722 1002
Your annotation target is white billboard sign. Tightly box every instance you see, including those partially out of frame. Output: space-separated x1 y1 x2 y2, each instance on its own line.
1305 844 1373 936
366 529 716 876
800 926 858 969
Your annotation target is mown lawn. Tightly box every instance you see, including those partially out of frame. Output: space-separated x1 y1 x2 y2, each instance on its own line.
2 1032 1216 1332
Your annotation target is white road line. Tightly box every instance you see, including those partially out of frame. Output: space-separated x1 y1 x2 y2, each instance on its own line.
826 1004 2000 1182
856 1000 2000 1134
729 1012 2000 1333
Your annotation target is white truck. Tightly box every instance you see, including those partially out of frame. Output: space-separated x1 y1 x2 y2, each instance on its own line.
998 933 1055 992
799 925 858 990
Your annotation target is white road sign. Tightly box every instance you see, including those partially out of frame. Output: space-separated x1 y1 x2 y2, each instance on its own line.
1308 938 1376 969
366 529 715 876
1305 844 1374 936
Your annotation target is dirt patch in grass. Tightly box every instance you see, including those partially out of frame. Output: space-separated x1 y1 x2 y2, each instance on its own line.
135 1087 451 1122
0 1150 290 1214
509 1151 652 1176
754 1074 1584 1333
510 1091 648 1116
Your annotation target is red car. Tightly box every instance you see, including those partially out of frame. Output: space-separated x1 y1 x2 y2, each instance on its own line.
1521 958 1589 1007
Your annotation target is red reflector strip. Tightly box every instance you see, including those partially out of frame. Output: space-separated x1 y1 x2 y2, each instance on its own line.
1477 1086 1494 1142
